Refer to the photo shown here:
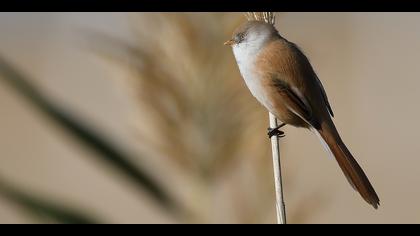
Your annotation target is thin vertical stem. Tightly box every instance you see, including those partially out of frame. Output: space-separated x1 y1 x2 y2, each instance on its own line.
269 113 286 224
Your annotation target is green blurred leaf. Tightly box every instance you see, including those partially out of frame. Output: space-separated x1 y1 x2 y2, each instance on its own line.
0 178 99 224
0 55 181 215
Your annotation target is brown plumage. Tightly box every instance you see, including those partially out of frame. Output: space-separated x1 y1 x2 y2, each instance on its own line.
227 20 380 209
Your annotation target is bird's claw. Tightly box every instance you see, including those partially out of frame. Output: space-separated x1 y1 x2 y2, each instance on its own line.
267 126 286 139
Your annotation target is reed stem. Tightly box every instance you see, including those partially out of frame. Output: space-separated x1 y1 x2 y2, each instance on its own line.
269 113 286 224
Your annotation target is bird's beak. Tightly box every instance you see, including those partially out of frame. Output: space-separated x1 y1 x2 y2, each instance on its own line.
224 39 235 46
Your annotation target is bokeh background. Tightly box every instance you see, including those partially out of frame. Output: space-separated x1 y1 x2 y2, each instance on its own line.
0 12 418 224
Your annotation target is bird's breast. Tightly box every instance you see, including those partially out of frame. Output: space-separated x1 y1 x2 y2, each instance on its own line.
233 47 275 112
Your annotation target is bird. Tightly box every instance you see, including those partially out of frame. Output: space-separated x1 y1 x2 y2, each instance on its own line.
224 20 380 209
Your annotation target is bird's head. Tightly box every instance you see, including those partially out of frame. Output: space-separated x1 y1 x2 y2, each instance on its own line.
224 20 279 48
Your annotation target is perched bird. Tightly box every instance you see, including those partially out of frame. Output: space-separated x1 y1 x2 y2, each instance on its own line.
225 20 380 209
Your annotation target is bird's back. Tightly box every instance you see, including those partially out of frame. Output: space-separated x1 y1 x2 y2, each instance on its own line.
255 37 333 124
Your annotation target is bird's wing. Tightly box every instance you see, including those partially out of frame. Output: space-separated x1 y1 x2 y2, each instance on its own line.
258 40 328 128
270 77 313 123
269 74 321 129
288 41 334 118
257 39 335 127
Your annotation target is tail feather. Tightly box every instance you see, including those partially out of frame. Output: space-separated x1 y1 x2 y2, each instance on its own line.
312 123 380 209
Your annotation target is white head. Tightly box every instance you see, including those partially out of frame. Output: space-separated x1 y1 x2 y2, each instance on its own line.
225 21 279 65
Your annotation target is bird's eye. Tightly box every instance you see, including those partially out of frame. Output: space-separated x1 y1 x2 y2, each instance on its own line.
235 33 245 43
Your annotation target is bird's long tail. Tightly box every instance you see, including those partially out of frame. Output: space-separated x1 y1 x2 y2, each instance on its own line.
312 121 380 209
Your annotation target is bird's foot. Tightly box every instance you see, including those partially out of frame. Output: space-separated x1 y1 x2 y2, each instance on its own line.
267 123 286 139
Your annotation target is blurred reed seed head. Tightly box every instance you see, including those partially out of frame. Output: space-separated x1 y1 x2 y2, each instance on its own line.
245 12 276 25
119 13 271 180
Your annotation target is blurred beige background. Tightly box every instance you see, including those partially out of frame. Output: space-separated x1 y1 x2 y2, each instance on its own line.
0 12 418 224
